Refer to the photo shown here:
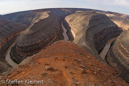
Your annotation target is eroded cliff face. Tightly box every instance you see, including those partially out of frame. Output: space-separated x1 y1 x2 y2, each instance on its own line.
0 19 27 60
106 30 129 83
0 19 27 76
64 11 122 60
10 13 63 63
106 12 129 31
1 41 128 86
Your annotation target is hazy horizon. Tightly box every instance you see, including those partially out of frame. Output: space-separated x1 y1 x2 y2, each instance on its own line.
0 0 129 15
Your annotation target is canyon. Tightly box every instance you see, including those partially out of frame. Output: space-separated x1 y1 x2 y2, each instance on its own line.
64 11 122 61
0 8 129 85
0 19 27 77
10 13 64 63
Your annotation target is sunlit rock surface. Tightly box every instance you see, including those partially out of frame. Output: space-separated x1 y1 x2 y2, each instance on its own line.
64 11 122 60
106 12 129 31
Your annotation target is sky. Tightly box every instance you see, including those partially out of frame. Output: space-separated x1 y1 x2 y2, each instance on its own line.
0 0 129 15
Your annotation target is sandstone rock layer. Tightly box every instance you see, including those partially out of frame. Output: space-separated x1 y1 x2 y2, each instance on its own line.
106 30 129 83
64 11 122 60
106 12 129 31
0 19 27 76
10 14 63 63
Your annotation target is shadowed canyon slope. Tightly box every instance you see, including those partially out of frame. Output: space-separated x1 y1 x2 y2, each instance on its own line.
2 41 128 86
0 19 27 76
107 30 129 83
10 13 63 63
64 11 122 60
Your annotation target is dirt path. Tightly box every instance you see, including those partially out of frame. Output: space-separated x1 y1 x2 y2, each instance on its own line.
100 38 116 60
61 21 69 41
5 42 18 68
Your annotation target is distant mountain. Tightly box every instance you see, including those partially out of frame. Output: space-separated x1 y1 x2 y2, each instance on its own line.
0 15 3 18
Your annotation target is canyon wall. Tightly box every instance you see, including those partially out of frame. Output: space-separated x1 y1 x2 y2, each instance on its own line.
106 30 129 83
106 12 129 31
64 11 122 60
0 19 27 60
1 11 51 25
0 19 27 76
10 13 64 63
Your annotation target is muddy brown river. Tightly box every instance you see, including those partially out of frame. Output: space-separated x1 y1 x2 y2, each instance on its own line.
5 42 18 68
99 38 116 60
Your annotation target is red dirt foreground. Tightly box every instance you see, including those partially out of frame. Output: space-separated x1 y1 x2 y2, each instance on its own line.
1 41 128 86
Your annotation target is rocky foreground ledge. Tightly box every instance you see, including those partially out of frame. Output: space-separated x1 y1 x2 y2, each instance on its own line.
1 41 128 86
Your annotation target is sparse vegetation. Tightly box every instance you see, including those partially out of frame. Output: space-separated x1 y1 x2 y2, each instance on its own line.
64 56 69 58
95 84 99 86
44 63 49 65
70 72 73 74
42 73 47 76
65 66 67 68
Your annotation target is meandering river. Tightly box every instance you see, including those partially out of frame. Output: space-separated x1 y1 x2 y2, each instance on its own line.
5 42 18 68
5 21 114 67
5 21 69 67
99 38 116 60
61 21 69 41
